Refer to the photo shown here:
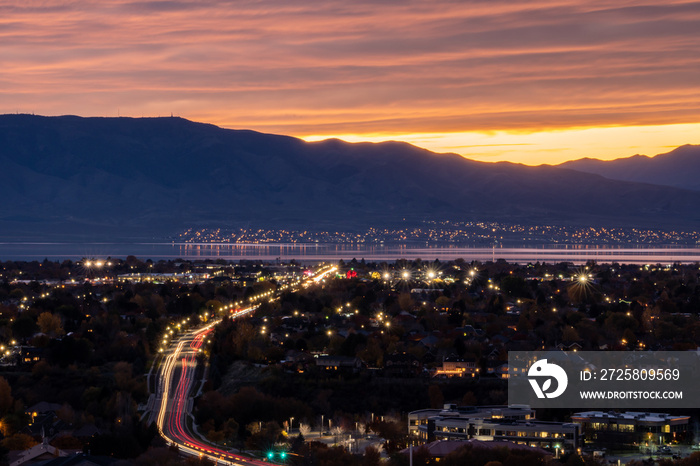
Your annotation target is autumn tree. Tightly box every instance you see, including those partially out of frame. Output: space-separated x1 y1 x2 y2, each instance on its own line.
362 445 381 466
0 433 38 451
0 376 13 416
428 384 444 409
37 312 64 338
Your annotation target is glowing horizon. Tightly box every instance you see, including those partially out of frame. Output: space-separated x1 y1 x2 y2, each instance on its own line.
301 123 700 165
2 0 699 164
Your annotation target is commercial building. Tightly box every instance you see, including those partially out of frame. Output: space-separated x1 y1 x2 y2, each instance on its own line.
571 411 690 447
409 404 580 452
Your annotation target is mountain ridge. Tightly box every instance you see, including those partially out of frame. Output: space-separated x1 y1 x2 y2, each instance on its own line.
1 114 699 241
558 144 700 191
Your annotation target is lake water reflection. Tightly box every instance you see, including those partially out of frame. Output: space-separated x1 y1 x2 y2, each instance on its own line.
1 242 700 264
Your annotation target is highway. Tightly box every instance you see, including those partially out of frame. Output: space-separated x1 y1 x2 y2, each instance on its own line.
154 265 337 465
156 320 269 465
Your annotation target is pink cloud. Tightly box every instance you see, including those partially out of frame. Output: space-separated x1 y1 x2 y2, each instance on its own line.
0 0 699 138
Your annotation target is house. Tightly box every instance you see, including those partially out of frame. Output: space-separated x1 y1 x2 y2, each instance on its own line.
384 352 422 377
419 334 440 348
20 347 45 365
485 361 509 379
40 454 117 466
8 439 69 466
314 355 363 373
24 412 71 439
71 424 103 441
433 356 478 378
556 342 582 351
281 350 314 373
26 402 63 422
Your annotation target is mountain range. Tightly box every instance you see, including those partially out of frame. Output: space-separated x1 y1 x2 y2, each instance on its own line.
1 114 699 241
558 145 700 191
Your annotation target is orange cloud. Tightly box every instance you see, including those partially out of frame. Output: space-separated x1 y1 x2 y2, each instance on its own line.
1 0 699 162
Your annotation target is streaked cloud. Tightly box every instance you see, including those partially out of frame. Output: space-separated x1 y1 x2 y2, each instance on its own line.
1 0 699 163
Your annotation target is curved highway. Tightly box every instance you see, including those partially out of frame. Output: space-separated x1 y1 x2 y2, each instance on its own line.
156 317 271 465
154 265 337 465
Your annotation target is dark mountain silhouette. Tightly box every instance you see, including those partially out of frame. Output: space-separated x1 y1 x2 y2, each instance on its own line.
1 114 699 241
558 145 700 191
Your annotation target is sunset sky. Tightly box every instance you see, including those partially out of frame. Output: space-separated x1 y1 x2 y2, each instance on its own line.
1 0 699 165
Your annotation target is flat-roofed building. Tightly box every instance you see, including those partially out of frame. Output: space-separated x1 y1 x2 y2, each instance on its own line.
409 404 580 453
571 411 690 447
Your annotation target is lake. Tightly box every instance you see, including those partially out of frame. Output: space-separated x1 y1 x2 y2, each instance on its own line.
2 242 700 264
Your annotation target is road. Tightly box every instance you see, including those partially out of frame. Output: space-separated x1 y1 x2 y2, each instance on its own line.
154 265 337 465
156 321 269 465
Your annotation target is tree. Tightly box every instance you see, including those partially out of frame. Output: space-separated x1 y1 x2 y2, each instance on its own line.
1 412 29 437
565 454 586 466
51 435 83 449
435 296 451 311
0 377 13 416
562 326 580 342
500 276 529 298
461 391 477 406
398 293 414 312
0 433 38 451
205 299 224 317
331 425 344 444
244 421 281 451
362 445 381 466
37 312 64 338
114 361 135 392
428 384 444 409
358 423 367 436
299 423 311 437
12 314 37 340
220 418 239 445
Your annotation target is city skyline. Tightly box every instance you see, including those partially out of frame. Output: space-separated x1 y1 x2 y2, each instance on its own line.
2 0 699 165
